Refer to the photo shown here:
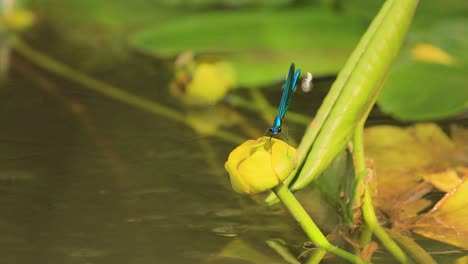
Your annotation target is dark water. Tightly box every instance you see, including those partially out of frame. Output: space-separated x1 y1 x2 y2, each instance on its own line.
0 42 316 264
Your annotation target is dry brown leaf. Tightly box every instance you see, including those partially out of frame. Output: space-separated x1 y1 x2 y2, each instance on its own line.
412 176 468 249
365 123 462 212
365 123 468 249
399 198 432 221
423 169 462 192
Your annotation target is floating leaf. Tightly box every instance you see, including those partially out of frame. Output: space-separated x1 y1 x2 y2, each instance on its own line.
451 124 468 155
412 176 468 249
365 123 468 249
157 0 295 8
456 255 468 264
377 18 468 121
399 198 432 221
364 123 462 212
422 169 461 192
30 0 177 30
129 7 364 87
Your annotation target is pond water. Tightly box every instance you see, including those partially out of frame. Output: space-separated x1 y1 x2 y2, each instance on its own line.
0 35 465 264
0 39 317 264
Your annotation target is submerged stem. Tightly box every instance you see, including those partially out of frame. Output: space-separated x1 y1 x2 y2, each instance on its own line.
272 183 367 264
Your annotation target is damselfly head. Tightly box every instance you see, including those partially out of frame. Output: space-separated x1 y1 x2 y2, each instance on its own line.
269 126 282 135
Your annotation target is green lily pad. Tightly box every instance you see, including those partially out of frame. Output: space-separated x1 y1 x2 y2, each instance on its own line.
157 0 295 9
129 7 365 87
29 0 176 29
377 18 468 121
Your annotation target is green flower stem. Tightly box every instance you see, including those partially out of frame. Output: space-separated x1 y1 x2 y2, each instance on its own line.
363 189 410 264
353 121 410 263
272 183 367 264
359 224 373 249
305 248 327 264
12 37 244 144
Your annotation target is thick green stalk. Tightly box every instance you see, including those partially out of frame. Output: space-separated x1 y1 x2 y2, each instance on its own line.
292 0 419 190
266 0 419 204
272 183 367 264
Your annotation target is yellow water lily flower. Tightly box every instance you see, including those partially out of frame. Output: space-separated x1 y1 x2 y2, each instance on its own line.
170 52 236 105
186 62 235 103
225 137 297 195
1 9 35 31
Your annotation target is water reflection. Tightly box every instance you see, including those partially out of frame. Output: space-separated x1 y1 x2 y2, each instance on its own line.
0 52 312 263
